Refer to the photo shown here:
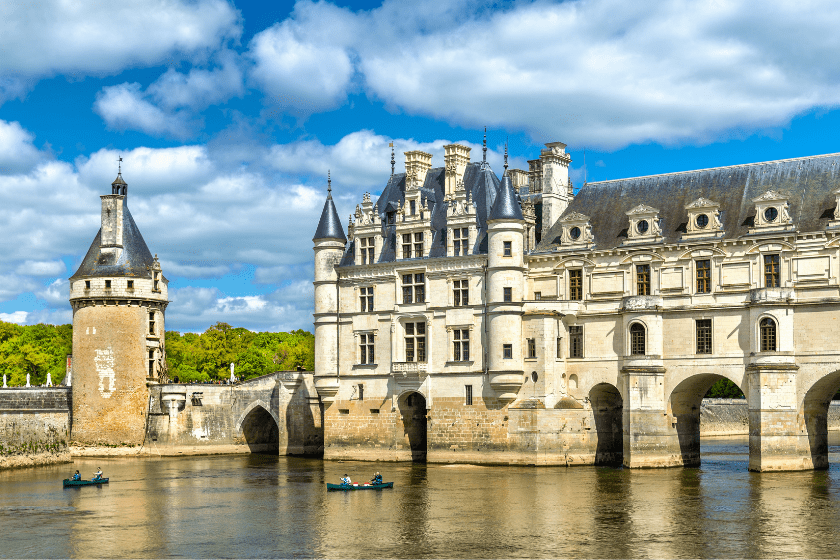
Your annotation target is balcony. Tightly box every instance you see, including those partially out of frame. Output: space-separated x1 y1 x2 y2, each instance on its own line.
748 288 794 305
392 361 428 381
620 295 663 312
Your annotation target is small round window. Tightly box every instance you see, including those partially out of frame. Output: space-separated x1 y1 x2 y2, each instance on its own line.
764 207 778 223
569 226 581 240
636 220 649 234
695 213 709 229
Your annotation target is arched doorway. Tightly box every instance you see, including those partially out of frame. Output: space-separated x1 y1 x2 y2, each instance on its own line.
589 383 623 466
240 405 280 454
803 371 840 470
398 392 427 462
670 374 745 467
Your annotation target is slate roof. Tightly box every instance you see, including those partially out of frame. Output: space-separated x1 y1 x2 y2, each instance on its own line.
70 199 158 279
488 174 524 221
339 161 507 266
536 152 840 252
313 193 347 242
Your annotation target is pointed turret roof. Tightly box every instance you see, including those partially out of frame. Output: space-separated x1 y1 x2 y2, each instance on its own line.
313 176 347 242
488 173 523 221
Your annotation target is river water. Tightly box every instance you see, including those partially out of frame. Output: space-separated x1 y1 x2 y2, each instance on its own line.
3 436 840 558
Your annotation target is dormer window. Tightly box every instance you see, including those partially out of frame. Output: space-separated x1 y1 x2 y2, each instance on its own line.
683 197 723 240
410 200 416 215
558 212 594 248
387 212 395 225
750 190 793 233
625 205 662 245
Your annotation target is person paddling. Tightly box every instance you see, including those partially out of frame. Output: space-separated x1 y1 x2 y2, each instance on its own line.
340 474 352 485
93 468 103 481
72 470 81 481
370 472 382 484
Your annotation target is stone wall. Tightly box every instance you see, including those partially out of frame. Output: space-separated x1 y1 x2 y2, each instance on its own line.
0 387 71 469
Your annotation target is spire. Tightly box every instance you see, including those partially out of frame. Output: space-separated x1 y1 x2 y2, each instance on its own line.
313 172 347 242
503 140 508 175
482 127 487 169
390 142 395 176
488 172 523 222
111 156 127 195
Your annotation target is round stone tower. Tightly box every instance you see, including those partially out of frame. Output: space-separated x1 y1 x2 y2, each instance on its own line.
486 172 526 404
68 171 168 445
312 178 346 404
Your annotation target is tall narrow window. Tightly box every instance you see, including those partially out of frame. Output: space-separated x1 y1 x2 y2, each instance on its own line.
557 337 562 359
153 271 160 292
503 287 512 302
696 260 711 293
405 322 427 362
569 269 583 300
359 237 375 265
127 280 134 289
402 234 412 259
453 329 470 361
402 273 425 304
104 279 111 289
764 254 780 288
148 349 155 377
630 323 646 355
414 232 424 259
465 384 473 406
359 334 375 364
360 287 374 312
453 280 469 306
696 319 712 354
503 241 512 257
636 264 651 296
760 318 777 352
569 326 583 358
503 344 513 359
410 200 416 215
85 280 90 290
453 227 469 256
527 338 536 358
358 384 364 400
149 312 156 335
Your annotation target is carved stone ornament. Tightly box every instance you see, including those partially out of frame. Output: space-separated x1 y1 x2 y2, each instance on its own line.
625 204 662 243
558 212 594 247
829 187 840 229
750 190 794 233
683 197 723 240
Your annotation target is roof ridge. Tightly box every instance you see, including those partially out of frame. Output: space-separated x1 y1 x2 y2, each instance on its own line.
586 152 840 186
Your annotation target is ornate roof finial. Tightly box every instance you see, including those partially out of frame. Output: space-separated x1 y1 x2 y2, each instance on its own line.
482 127 487 165
118 154 122 174
504 139 508 175
327 170 332 198
389 142 395 176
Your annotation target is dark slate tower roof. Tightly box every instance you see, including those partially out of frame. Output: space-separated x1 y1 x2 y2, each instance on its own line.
488 173 524 221
536 152 840 252
313 183 347 242
70 199 157 279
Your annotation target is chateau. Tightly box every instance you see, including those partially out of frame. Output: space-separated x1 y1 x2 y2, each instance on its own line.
313 137 840 471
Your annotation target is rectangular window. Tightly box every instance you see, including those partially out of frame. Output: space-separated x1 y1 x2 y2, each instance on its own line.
359 333 374 364
453 280 469 306
105 279 111 289
503 287 512 302
569 269 583 300
534 292 541 300
410 200 416 215
402 233 412 259
557 337 562 359
85 280 90 289
527 338 536 358
402 273 425 304
148 312 156 335
453 328 470 361
503 241 512 257
453 227 469 256
764 254 780 288
696 319 712 354
636 264 651 296
465 385 473 406
503 344 513 359
153 272 160 292
358 384 364 400
127 280 134 289
359 237 375 265
569 325 583 358
148 349 155 377
360 286 374 312
696 260 711 293
414 232 424 259
405 322 426 362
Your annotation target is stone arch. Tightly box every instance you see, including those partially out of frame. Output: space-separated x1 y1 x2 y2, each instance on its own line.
236 400 281 454
397 391 427 462
588 383 623 466
801 370 840 470
668 373 747 467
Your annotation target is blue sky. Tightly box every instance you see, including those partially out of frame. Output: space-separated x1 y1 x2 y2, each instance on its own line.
1 0 840 333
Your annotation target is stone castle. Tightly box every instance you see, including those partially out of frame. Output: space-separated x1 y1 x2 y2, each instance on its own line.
313 136 840 471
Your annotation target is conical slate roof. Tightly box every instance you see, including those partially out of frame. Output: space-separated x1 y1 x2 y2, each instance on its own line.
70 200 157 279
488 173 523 221
313 193 346 242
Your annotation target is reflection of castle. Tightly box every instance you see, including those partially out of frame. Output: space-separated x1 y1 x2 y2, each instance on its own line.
313 137 840 471
69 172 168 444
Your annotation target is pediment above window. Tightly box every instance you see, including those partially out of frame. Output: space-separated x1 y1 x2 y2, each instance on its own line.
749 190 793 233
624 205 662 245
558 212 594 248
682 197 723 241
827 187 840 230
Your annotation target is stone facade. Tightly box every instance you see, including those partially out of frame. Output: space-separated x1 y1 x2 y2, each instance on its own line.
0 388 71 468
314 142 840 471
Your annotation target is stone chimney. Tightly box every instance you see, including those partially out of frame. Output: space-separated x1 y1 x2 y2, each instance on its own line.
539 142 572 238
405 150 433 190
444 144 471 198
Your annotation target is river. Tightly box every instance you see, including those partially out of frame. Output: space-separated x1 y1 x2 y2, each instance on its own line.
3 436 840 558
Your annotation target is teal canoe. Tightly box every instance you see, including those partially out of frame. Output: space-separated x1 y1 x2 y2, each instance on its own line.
63 478 109 487
327 482 393 491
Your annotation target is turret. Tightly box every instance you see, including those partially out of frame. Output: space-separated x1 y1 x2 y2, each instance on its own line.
68 170 169 445
313 174 346 404
486 170 526 404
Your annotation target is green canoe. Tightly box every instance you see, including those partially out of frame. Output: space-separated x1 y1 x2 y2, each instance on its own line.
327 482 393 491
63 478 109 487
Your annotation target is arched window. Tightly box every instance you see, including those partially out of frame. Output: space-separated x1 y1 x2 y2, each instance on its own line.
630 323 646 355
760 317 777 352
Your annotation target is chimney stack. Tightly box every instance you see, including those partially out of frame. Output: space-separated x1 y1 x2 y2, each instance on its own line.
444 144 471 198
404 151 432 190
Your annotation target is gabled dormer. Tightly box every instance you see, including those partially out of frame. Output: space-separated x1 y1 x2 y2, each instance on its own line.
749 190 794 234
446 178 477 257
682 197 723 241
827 186 840 230
351 192 382 265
557 211 594 249
623 204 662 245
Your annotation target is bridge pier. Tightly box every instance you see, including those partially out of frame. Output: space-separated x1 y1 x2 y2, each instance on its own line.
747 357 812 471
622 363 682 468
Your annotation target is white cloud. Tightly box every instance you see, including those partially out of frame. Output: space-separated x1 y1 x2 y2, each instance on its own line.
0 120 43 175
36 279 68 305
0 311 28 324
16 261 66 277
94 83 196 138
147 51 244 111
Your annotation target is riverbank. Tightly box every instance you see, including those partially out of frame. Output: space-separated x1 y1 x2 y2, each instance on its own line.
69 442 253 458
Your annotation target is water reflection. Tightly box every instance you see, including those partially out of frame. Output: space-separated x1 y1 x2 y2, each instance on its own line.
3 436 840 558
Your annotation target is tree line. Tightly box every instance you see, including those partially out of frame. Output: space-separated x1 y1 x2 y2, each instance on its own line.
0 321 314 386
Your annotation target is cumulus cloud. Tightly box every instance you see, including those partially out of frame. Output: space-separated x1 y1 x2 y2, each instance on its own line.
94 83 197 138
0 120 43 175
16 261 66 277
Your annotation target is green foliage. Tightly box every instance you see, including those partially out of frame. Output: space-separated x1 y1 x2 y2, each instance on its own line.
0 322 72 386
704 378 745 399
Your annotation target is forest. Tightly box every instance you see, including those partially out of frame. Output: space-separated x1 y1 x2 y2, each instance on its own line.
0 321 314 386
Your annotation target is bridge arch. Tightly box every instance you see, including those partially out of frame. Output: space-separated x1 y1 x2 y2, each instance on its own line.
588 382 623 466
801 370 840 470
236 400 281 454
397 391 427 462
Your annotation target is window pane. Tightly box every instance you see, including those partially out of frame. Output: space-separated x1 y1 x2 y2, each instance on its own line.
417 322 425 335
